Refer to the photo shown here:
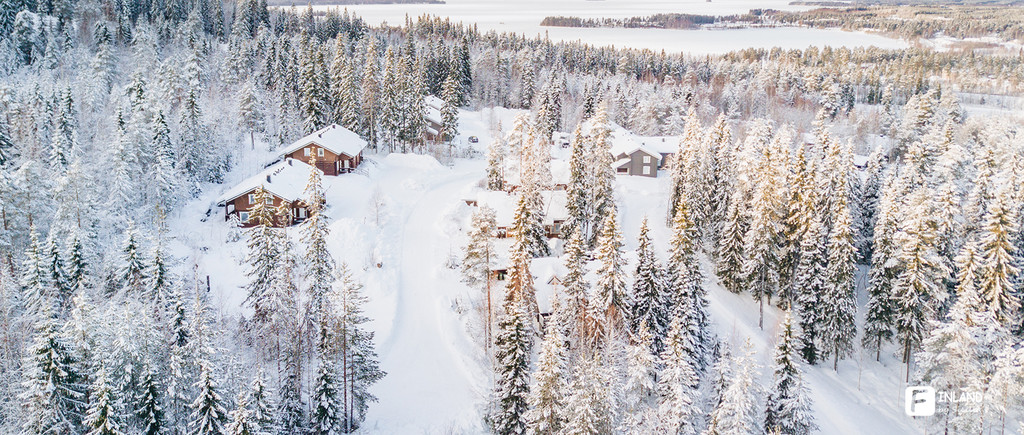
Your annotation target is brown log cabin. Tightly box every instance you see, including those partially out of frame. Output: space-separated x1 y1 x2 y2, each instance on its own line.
215 159 319 227
279 124 368 176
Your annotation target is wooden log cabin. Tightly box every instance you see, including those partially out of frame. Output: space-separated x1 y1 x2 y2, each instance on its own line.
215 159 320 227
279 124 368 176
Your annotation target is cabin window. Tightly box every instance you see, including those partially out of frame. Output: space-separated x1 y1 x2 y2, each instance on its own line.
265 197 273 205
343 159 350 168
642 166 651 175
317 148 325 157
553 221 562 234
240 212 249 223
298 208 307 218
247 194 255 203
617 167 628 174
304 147 311 156
496 271 507 281
643 155 651 163
496 228 508 238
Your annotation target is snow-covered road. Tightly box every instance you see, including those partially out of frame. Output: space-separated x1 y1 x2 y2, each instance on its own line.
363 158 488 433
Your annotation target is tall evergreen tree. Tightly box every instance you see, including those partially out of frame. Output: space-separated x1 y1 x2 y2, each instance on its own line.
189 363 228 435
630 217 668 351
764 313 817 435
657 315 699 435
84 367 122 435
19 308 86 434
526 296 568 434
820 195 858 371
592 207 629 340
333 265 384 432
491 303 531 435
977 187 1020 325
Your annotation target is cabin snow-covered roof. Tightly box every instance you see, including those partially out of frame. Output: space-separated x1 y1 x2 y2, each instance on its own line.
279 124 367 158
607 127 662 160
635 135 680 155
474 190 569 228
425 95 445 109
215 158 318 205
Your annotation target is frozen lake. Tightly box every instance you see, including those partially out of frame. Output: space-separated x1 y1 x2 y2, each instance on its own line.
302 0 909 54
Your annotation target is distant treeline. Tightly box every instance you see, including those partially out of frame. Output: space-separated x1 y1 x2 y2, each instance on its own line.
540 12 768 30
269 0 443 5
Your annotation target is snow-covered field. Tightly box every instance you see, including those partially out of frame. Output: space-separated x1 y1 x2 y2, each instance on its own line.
170 105 939 434
300 0 909 54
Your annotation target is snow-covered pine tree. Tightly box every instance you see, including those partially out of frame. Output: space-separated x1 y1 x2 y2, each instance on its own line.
147 240 171 306
238 81 263 150
491 302 531 435
705 114 733 247
44 229 71 311
526 295 568 434
630 217 668 351
715 190 746 294
667 107 701 225
657 314 700 435
741 137 783 329
820 188 857 371
151 111 179 208
592 206 630 341
463 205 498 341
764 312 816 435
189 362 228 435
704 341 760 435
137 363 165 435
977 186 1020 325
298 36 328 134
83 366 122 435
563 226 591 347
332 264 384 432
227 391 255 435
243 186 281 323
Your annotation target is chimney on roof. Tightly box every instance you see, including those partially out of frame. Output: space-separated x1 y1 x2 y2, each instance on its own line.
288 159 293 166
266 175 271 183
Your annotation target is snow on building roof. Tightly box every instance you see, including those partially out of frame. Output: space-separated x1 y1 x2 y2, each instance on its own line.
506 159 571 188
216 159 319 205
425 95 445 110
635 135 681 155
475 190 568 228
605 126 662 160
279 124 367 158
853 154 870 168
612 157 632 168
531 257 568 314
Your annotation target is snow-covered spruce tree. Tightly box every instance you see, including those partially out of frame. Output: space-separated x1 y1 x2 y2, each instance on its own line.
84 366 122 435
20 305 86 434
586 105 618 245
298 36 329 134
764 312 816 435
526 295 568 434
463 205 498 341
244 186 281 323
247 373 275 434
893 188 950 376
310 326 341 435
137 364 165 435
820 192 857 371
227 391 255 435
490 302 531 435
657 315 700 435
486 133 506 191
44 230 71 310
792 214 827 366
914 257 1007 435
332 265 384 432
630 217 668 351
562 354 615 435
21 227 53 316
667 107 702 226
563 124 591 241
302 159 336 329
592 206 630 342
151 111 179 208
977 186 1020 326
715 189 746 294
65 230 89 292
189 362 228 435
441 70 460 143
740 136 783 330
856 149 885 263
705 114 734 247
515 187 551 259
507 194 541 321
620 324 658 434
117 222 146 294
862 181 901 362
563 226 591 347
665 200 712 370
238 81 263 150
147 240 171 306
704 341 760 435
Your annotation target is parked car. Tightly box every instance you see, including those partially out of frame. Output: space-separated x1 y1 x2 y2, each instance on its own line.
468 136 479 143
